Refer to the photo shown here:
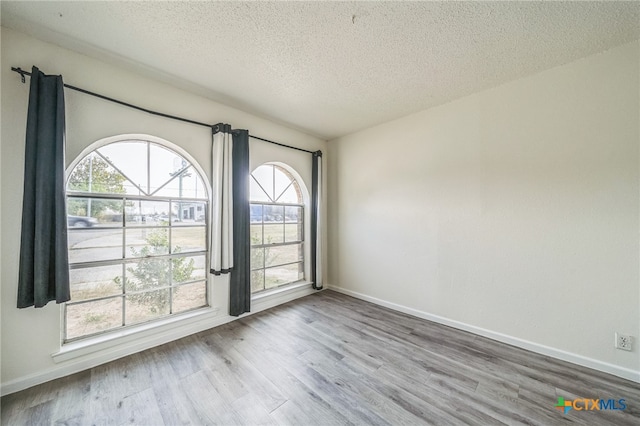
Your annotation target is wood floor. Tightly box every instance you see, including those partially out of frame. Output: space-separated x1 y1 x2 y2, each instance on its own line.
2 290 639 425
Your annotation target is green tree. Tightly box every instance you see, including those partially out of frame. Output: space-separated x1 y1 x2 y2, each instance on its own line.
114 229 194 313
67 154 127 218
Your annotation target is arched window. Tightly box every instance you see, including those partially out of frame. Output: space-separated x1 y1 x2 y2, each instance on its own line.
65 137 209 341
250 164 305 293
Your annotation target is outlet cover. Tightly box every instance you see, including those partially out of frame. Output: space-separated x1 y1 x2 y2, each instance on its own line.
615 333 633 351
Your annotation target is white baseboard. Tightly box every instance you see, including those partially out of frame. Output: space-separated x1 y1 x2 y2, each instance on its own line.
5 283 635 396
1 284 317 396
327 284 640 384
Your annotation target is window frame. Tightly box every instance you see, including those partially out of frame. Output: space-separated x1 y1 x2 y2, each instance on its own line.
63 135 211 343
249 164 306 294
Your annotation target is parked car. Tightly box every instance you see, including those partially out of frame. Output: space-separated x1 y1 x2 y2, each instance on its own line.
67 215 98 227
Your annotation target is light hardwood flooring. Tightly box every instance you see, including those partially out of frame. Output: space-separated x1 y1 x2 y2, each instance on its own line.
2 290 639 425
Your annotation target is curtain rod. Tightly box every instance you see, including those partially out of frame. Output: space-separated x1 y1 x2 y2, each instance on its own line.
249 135 316 155
11 66 320 156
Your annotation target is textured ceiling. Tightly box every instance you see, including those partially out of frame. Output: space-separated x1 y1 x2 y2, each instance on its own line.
2 1 640 140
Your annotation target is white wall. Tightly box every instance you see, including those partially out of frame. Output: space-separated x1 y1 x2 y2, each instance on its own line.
328 41 640 381
1 27 326 394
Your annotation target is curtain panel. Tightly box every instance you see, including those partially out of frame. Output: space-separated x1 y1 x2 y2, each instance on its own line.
210 124 250 316
17 66 70 308
229 130 250 316
210 125 234 275
311 151 323 290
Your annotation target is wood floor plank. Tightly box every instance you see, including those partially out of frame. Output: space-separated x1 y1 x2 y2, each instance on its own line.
284 360 391 426
118 387 166 425
232 332 353 425
179 369 243 425
49 370 92 425
200 336 288 413
229 392 276 426
2 290 639 425
268 399 348 426
152 376 201 425
300 349 460 426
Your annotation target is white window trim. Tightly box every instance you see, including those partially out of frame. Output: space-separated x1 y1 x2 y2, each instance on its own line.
53 306 217 363
62 134 212 345
250 162 310 294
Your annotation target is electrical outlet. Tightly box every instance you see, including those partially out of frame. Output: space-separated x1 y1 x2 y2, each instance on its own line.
615 333 633 351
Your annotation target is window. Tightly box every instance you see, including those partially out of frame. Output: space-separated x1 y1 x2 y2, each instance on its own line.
250 164 305 293
64 138 209 341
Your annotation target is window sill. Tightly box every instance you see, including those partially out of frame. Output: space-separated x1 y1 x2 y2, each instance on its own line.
252 281 313 302
52 306 219 363
249 281 317 315
52 282 317 365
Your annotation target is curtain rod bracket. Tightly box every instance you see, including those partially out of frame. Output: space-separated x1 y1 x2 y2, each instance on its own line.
12 67 27 83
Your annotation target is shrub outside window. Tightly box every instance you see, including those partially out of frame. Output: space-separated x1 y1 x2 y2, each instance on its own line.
64 139 208 341
250 164 304 293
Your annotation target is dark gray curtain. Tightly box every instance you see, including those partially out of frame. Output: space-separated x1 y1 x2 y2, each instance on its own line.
229 129 250 316
311 151 322 290
17 66 70 308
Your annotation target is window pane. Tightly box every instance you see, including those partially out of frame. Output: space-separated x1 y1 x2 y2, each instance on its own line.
67 153 130 195
263 205 284 223
125 289 170 325
98 142 149 195
251 248 265 269
125 200 170 226
172 255 206 284
284 206 302 223
171 201 206 225
68 197 122 226
251 166 275 200
265 244 302 267
285 224 303 242
149 144 185 195
265 263 303 289
273 168 292 201
250 224 263 245
125 258 170 292
277 184 302 203
154 169 207 200
178 168 207 199
250 204 263 223
172 226 206 253
70 265 123 302
126 228 169 258
66 298 123 340
250 177 271 202
263 224 284 244
251 270 265 293
68 229 123 263
172 281 207 313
